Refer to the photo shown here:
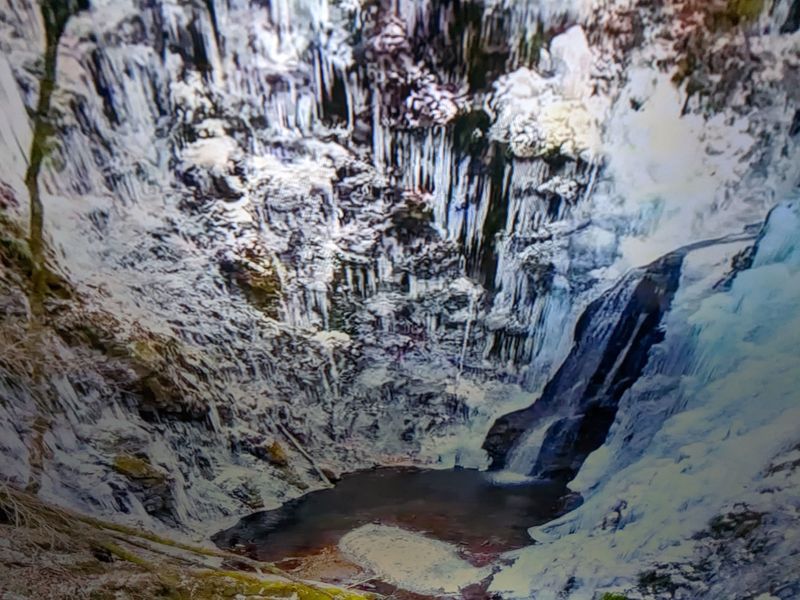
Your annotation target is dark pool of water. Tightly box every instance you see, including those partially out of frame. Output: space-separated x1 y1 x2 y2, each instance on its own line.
212 467 572 563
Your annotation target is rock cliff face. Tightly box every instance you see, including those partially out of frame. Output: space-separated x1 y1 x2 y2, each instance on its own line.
0 0 799 596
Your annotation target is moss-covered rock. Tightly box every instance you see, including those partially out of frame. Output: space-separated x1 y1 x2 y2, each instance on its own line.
264 441 289 467
386 192 437 244
129 338 172 370
718 0 766 28
670 0 766 113
112 454 168 484
220 254 283 319
137 373 207 421
0 212 72 301
52 311 210 422
123 332 210 422
0 219 34 275
112 454 176 519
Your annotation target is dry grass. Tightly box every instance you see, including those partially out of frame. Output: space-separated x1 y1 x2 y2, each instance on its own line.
0 485 372 600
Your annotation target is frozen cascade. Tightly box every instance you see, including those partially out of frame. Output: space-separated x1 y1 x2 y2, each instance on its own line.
490 197 800 599
487 250 684 476
0 0 797 577
489 225 762 477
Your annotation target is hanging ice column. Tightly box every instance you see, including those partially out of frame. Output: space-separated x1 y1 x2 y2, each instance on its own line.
473 23 609 385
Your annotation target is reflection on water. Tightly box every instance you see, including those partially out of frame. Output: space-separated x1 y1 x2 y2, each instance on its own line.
213 467 572 563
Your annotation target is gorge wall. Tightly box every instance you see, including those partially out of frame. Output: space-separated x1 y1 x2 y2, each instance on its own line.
0 0 799 596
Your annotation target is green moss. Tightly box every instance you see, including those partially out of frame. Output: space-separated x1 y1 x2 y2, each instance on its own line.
673 0 764 85
26 2 86 321
726 0 765 23
121 333 210 419
190 571 368 600
707 0 765 31
600 593 630 600
0 213 72 300
96 540 155 569
59 320 117 353
94 540 188 598
129 339 167 368
140 373 177 402
25 414 51 494
69 559 113 576
87 590 118 600
326 263 360 336
0 487 370 600
112 455 167 483
126 334 184 372
232 261 283 318
0 216 32 277
77 515 225 559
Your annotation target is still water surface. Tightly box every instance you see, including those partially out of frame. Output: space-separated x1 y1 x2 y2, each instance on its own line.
213 467 571 563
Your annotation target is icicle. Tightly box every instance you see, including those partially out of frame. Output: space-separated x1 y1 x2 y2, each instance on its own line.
456 291 477 382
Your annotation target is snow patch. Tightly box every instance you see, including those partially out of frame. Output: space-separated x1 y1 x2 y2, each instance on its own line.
0 55 32 202
489 26 605 160
605 70 758 266
339 524 491 595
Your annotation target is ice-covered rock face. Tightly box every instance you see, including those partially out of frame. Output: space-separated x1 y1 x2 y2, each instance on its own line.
0 0 798 562
488 26 606 160
490 198 800 599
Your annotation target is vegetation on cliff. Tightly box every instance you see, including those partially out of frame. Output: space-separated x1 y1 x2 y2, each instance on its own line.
0 485 368 600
